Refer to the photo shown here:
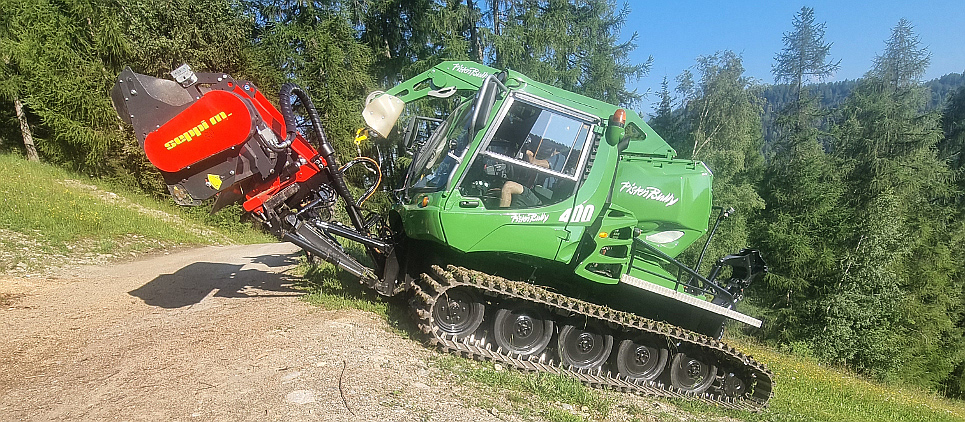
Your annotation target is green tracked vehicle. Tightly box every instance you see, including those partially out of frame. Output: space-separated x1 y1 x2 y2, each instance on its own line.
110 60 772 410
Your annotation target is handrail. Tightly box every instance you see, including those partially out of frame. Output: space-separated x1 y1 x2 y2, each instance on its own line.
630 237 736 308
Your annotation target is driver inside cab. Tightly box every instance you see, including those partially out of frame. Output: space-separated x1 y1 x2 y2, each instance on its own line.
500 136 564 208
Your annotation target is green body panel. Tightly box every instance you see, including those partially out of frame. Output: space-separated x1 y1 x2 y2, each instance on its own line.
572 203 637 285
385 61 502 102
399 194 447 242
611 156 713 257
388 61 714 289
386 62 675 159
440 189 570 261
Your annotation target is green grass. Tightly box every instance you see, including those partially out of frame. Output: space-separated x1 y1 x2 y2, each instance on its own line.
431 355 614 421
298 251 419 338
743 340 965 422
659 337 965 422
300 260 393 316
0 153 273 272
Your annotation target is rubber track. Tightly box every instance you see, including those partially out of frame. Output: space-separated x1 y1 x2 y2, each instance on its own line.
410 265 774 412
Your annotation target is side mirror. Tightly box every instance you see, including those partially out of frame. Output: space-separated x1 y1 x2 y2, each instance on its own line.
470 76 501 134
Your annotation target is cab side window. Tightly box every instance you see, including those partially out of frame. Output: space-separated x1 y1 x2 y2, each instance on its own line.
459 98 591 209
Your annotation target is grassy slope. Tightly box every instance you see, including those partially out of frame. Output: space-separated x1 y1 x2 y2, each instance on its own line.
0 154 273 273
736 340 965 422
300 259 965 422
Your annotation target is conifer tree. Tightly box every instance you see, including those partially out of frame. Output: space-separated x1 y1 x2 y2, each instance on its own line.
826 19 959 383
0 0 129 170
488 0 650 107
755 6 844 343
648 76 682 148
350 0 467 86
940 86 965 200
936 80 965 398
249 0 374 163
869 19 930 93
772 7 840 123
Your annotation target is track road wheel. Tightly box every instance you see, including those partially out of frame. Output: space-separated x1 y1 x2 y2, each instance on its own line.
721 372 748 398
558 325 612 370
493 306 554 357
669 352 717 394
432 288 484 339
615 338 668 382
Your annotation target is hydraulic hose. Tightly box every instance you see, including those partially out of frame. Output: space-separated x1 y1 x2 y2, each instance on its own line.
278 83 366 233
338 156 382 207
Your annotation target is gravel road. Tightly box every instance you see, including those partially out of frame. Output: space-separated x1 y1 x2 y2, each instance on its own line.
0 243 503 421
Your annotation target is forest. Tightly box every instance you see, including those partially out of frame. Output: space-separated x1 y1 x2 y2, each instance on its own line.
2 0 964 399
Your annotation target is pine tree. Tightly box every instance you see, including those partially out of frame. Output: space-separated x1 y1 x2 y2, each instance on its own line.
772 7 840 115
826 19 960 384
488 0 650 107
350 0 457 86
125 0 253 78
0 0 130 171
647 76 682 148
937 82 965 398
869 19 930 93
249 1 374 164
0 0 259 188
940 86 965 201
755 6 844 344
771 6 839 140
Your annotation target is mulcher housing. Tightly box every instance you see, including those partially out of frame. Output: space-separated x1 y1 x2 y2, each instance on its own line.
110 61 772 409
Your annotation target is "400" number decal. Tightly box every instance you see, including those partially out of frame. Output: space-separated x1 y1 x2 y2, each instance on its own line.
559 204 595 223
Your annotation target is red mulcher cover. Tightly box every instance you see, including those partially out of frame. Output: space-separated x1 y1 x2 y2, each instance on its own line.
143 90 254 173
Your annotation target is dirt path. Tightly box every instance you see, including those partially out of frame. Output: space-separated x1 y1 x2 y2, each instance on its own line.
0 243 502 422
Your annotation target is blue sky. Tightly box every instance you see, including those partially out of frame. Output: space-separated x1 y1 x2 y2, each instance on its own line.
620 1 965 114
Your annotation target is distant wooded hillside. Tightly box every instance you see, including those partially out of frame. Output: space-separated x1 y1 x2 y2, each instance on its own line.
760 72 964 145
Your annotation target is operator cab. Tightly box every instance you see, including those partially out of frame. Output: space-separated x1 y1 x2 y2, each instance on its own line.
404 100 475 197
403 89 597 212
401 82 602 263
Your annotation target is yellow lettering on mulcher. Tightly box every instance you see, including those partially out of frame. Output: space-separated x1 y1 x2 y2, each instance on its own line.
164 112 231 150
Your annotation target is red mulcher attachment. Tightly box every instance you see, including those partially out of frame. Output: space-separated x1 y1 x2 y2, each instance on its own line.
111 65 387 284
111 65 326 214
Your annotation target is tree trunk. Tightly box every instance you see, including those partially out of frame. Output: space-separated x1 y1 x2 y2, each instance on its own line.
489 0 501 65
467 0 482 62
13 96 39 162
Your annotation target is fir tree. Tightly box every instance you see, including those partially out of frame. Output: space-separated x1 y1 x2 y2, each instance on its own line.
772 7 840 112
869 18 930 93
648 76 682 148
0 0 129 171
827 19 958 384
249 0 374 164
488 0 650 107
755 6 844 344
940 86 965 200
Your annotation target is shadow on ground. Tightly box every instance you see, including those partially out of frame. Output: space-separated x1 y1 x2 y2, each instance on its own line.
129 252 301 308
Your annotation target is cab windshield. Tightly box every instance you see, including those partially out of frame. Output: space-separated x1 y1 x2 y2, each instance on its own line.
405 100 473 195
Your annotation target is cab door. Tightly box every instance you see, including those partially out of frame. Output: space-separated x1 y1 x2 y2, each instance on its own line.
439 93 596 262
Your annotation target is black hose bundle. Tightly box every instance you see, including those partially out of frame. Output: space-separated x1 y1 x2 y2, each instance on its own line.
278 83 366 231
